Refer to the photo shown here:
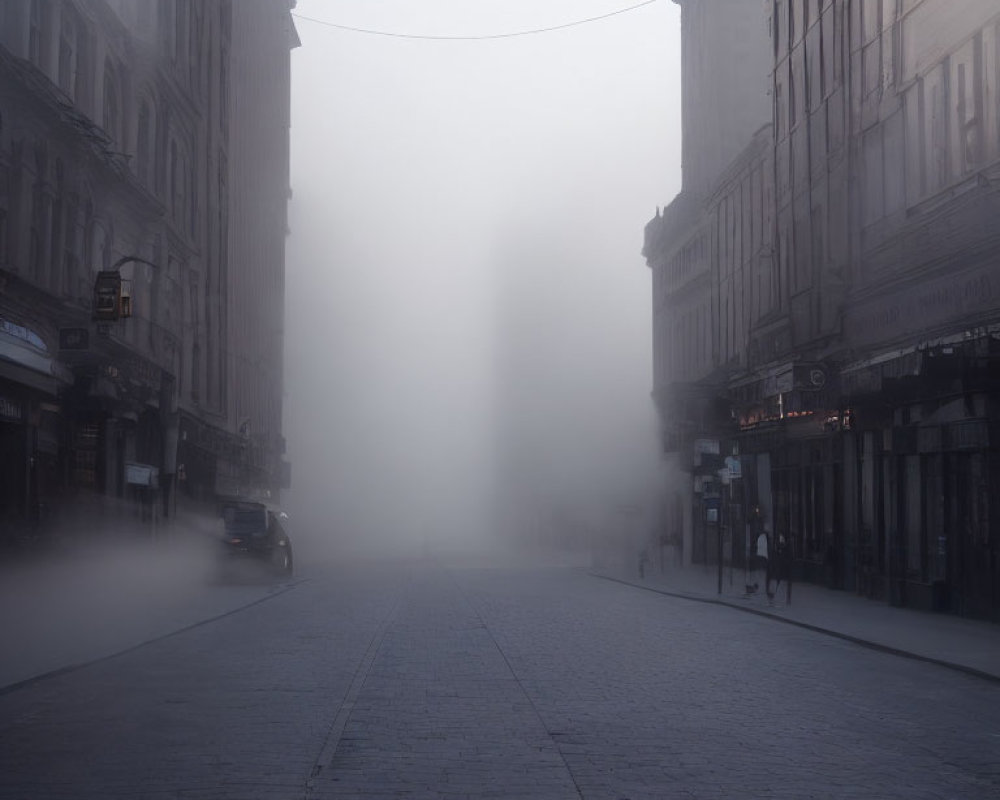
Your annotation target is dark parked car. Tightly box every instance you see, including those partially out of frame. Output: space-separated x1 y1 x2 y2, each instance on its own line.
216 500 293 579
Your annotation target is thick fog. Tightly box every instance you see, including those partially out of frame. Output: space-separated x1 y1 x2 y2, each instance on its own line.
283 0 682 561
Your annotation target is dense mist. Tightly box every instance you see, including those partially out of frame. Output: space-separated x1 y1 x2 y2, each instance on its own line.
282 0 682 562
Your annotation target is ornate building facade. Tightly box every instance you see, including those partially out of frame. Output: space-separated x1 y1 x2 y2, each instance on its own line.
645 0 1000 619
0 0 295 545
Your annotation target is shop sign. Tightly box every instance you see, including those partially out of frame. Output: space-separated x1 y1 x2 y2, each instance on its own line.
794 363 828 390
845 264 996 348
125 462 159 487
104 353 162 391
693 438 720 455
762 367 794 397
0 395 22 422
0 317 47 351
59 328 90 350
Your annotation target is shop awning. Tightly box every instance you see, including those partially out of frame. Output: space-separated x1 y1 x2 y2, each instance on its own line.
0 333 72 396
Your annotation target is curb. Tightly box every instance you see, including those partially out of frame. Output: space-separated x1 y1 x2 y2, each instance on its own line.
591 571 1000 685
0 579 306 697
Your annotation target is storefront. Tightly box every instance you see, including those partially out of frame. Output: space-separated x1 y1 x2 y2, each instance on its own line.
729 361 848 590
0 314 72 546
841 330 1000 619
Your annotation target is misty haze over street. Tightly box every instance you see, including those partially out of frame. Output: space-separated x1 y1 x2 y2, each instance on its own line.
283 0 680 556
4 1 1000 798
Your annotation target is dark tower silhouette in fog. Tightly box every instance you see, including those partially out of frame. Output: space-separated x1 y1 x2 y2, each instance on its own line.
674 0 771 196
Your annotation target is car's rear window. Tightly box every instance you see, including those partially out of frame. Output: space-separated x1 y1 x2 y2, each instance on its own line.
223 507 268 534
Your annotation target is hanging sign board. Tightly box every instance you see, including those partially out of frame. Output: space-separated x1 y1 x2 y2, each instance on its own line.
125 462 159 487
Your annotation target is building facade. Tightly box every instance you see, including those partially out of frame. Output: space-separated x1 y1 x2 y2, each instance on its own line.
224 0 297 500
0 0 295 546
643 0 773 569
645 0 1000 619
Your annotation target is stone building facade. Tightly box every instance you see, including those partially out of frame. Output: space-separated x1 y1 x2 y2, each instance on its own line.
645 0 1000 619
643 0 773 569
0 0 295 545
224 0 297 499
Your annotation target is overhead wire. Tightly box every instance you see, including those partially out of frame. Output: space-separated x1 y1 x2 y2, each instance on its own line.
290 0 661 41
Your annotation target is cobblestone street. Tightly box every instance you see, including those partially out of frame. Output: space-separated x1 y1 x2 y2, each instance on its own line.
1 559 998 799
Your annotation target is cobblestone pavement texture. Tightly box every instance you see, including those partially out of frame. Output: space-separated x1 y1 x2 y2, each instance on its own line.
1 560 998 799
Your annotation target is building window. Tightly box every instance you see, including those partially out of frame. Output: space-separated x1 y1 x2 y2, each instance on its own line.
137 99 152 185
58 12 78 97
168 138 192 228
951 38 982 176
175 0 189 65
89 220 108 272
162 0 176 60
191 5 204 90
220 46 229 132
29 228 41 278
166 140 192 233
168 139 177 208
789 64 797 128
49 161 65 291
191 342 201 403
0 160 7 267
187 151 196 238
102 62 120 143
28 0 41 65
63 250 76 299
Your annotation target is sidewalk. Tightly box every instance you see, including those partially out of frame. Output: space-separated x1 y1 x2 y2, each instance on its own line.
0 516 291 691
591 559 1000 682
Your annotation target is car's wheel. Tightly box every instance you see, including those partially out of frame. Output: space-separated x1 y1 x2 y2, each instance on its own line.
273 542 293 577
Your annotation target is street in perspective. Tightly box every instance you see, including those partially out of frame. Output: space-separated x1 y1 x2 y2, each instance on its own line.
1 547 999 799
2 0 1000 798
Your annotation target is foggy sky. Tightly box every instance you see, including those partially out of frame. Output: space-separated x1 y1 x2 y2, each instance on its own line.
283 0 682 555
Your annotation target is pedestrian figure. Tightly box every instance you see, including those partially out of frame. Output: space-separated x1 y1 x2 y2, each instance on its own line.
770 533 787 601
756 527 773 601
745 506 766 596
638 548 649 579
